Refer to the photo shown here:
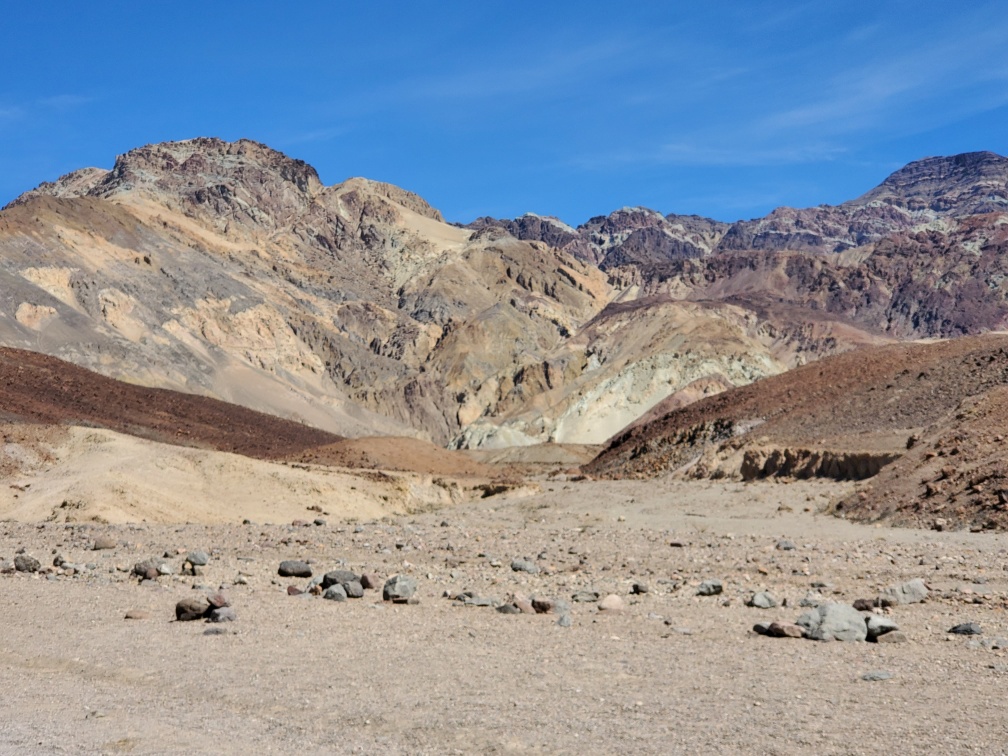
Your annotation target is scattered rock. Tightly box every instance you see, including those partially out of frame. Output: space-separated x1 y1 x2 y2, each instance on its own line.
287 585 303 596
557 614 572 628
776 539 796 551
949 622 982 635
852 598 876 611
360 573 379 590
878 578 928 607
865 614 900 642
207 606 236 622
631 582 649 595
187 550 210 567
321 569 359 590
92 535 117 551
753 622 771 635
746 591 778 609
861 670 893 682
14 555 40 573
207 592 230 608
697 579 723 596
383 574 418 602
532 597 570 615
133 558 167 580
176 596 211 621
343 580 365 599
496 603 521 615
598 594 625 613
323 585 348 601
797 603 867 642
571 590 600 603
511 558 540 575
278 560 312 578
765 622 804 639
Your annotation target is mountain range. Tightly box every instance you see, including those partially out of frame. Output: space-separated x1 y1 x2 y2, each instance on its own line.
3 138 1008 467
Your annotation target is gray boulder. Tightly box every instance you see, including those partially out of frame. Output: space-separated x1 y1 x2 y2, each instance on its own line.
878 578 928 607
383 574 418 602
797 603 867 642
746 591 778 609
323 585 347 601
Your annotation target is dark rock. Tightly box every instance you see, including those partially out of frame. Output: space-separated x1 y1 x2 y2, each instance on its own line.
697 579 723 596
865 614 900 641
532 597 570 615
206 606 236 622
286 585 303 596
766 622 804 639
631 582 649 595
383 574 418 602
278 560 312 578
323 585 347 601
14 554 40 573
949 622 982 635
321 569 360 590
753 622 771 635
313 518 326 527
852 598 876 611
176 596 210 621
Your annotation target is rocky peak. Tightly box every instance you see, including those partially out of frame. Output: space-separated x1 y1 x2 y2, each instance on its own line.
852 151 1008 215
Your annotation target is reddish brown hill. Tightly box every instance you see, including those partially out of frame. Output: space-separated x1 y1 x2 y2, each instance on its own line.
0 347 341 459
585 335 1008 486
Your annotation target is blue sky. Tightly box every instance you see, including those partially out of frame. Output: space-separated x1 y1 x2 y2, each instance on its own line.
2 2 1006 224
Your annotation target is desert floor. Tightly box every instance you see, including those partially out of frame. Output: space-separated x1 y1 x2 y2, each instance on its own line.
2 476 1008 754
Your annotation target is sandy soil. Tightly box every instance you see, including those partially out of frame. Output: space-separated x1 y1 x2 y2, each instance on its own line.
3 475 1008 753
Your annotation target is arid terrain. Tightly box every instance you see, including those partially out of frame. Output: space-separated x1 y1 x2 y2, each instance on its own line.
4 141 1008 753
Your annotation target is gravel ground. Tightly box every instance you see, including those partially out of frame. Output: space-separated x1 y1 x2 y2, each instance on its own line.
2 478 1008 754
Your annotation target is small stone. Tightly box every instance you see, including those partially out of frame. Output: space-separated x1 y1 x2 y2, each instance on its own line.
278 560 312 578
286 585 303 596
124 609 150 620
157 563 173 576
511 558 540 575
746 591 778 609
203 627 228 636
323 585 348 601
207 592 230 609
383 574 418 602
598 594 625 613
343 580 365 599
496 603 521 615
176 596 210 621
797 603 867 642
765 622 804 639
697 579 723 596
949 622 982 635
865 614 900 641
631 582 649 595
133 558 166 578
360 573 379 590
876 630 909 644
321 569 360 590
92 535 117 551
878 578 928 607
776 539 797 551
669 541 685 548
861 670 893 682
571 590 600 603
14 555 40 573
753 622 771 635
557 614 572 628
313 518 327 527
187 550 210 567
234 575 249 586
206 606 236 623
852 598 876 611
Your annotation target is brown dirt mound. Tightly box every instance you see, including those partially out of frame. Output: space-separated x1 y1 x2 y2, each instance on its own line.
0 347 341 460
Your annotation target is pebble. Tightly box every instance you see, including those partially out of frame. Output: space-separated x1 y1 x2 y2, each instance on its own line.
746 591 778 609
697 579 723 596
948 622 982 635
511 558 540 575
557 614 572 628
92 536 117 551
598 594 625 613
203 627 229 636
207 606 236 622
496 603 521 615
207 592 230 608
187 550 210 567
14 555 40 573
322 569 359 589
776 539 797 551
631 582 649 595
861 670 893 682
278 560 312 578
360 574 379 590
572 590 600 603
323 585 348 601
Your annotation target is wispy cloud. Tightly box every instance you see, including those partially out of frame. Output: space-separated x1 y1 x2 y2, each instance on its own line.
279 125 348 146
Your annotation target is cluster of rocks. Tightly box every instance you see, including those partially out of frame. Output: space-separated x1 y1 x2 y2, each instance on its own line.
175 591 235 623
278 560 416 604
